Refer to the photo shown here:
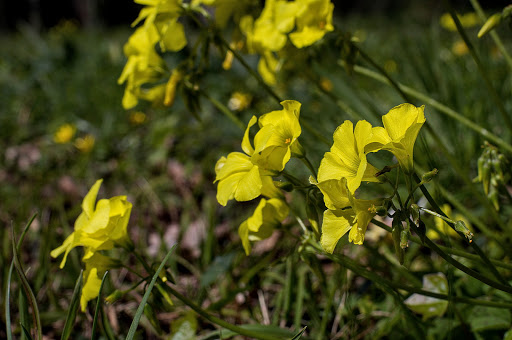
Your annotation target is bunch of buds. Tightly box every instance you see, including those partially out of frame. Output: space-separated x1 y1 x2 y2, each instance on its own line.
475 142 509 210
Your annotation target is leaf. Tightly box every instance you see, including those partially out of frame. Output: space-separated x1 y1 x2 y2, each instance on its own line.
290 326 307 340
170 311 198 340
211 324 296 339
200 252 236 288
61 270 83 340
125 245 176 340
468 305 511 332
404 273 448 320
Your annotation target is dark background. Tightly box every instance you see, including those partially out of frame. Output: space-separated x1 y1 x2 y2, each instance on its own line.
0 0 508 32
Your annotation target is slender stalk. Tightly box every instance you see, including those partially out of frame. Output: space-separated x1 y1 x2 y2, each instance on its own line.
469 0 512 70
165 284 282 340
413 173 511 287
301 156 317 178
447 4 512 132
344 62 512 154
199 90 245 131
372 219 512 271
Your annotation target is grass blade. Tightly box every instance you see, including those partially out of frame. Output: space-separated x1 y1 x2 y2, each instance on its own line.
5 262 14 340
11 223 43 340
60 270 83 340
125 246 176 340
290 326 307 340
91 271 109 340
21 324 34 340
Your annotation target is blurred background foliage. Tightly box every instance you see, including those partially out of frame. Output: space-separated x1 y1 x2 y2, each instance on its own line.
2 0 512 339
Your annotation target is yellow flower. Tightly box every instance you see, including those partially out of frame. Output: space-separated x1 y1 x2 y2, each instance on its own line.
129 111 147 125
228 91 252 111
317 120 381 194
54 124 76 144
118 26 166 109
371 103 426 173
440 12 479 31
193 0 251 28
214 116 280 206
321 198 380 252
132 0 186 52
80 253 120 311
311 176 350 211
74 134 95 153
451 39 469 56
51 179 133 268
163 69 184 107
252 100 303 171
289 0 334 48
238 198 289 254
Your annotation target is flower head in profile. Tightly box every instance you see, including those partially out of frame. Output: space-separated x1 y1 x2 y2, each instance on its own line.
214 116 281 206
252 100 303 171
239 198 289 255
317 120 381 194
51 179 133 268
371 103 426 173
81 253 120 311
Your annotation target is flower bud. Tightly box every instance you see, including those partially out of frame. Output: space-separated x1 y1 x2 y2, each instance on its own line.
273 181 294 192
410 204 420 224
105 290 125 304
454 220 473 242
400 229 409 249
421 168 438 183
392 217 404 265
478 13 502 38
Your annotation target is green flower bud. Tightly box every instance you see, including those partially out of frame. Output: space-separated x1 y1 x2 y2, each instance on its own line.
421 168 438 183
410 204 420 224
454 220 473 242
400 229 409 249
273 181 294 192
392 217 404 265
478 13 502 38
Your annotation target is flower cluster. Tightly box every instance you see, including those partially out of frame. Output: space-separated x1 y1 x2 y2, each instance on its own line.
51 179 132 311
215 100 303 253
316 103 426 252
240 0 334 84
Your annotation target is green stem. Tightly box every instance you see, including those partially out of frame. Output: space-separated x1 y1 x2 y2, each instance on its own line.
372 218 512 271
165 284 282 340
447 4 512 132
199 90 245 131
469 0 512 70
216 33 282 105
413 173 511 287
345 62 512 154
301 156 317 178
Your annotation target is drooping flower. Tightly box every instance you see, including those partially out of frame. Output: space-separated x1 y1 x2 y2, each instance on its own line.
51 179 133 268
80 253 120 311
289 0 334 48
371 103 426 173
252 100 303 171
317 120 381 194
214 117 280 206
238 198 289 255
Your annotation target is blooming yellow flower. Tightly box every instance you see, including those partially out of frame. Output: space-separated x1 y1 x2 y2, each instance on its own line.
370 103 426 173
118 26 166 109
252 100 303 171
214 116 281 206
132 0 186 52
51 179 133 268
74 134 95 153
54 124 76 144
238 198 289 255
289 0 334 48
317 120 381 194
80 253 120 311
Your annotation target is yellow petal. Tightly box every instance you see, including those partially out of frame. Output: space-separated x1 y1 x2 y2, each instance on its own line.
81 267 102 312
82 179 103 219
321 209 354 253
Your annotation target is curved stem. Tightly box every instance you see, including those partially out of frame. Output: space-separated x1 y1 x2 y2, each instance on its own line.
199 90 245 131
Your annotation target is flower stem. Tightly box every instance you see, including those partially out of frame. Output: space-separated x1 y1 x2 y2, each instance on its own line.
199 90 245 131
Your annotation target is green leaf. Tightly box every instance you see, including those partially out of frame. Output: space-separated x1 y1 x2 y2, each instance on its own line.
125 246 176 340
200 252 236 288
91 271 109 340
21 324 34 340
469 305 511 332
404 273 448 320
61 270 83 340
171 311 198 340
212 324 296 339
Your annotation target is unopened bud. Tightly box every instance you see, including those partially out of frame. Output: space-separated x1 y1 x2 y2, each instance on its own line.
105 290 125 304
164 69 184 107
392 217 404 264
400 229 409 249
454 220 473 242
478 13 502 38
410 204 420 224
274 181 294 192
422 168 438 183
